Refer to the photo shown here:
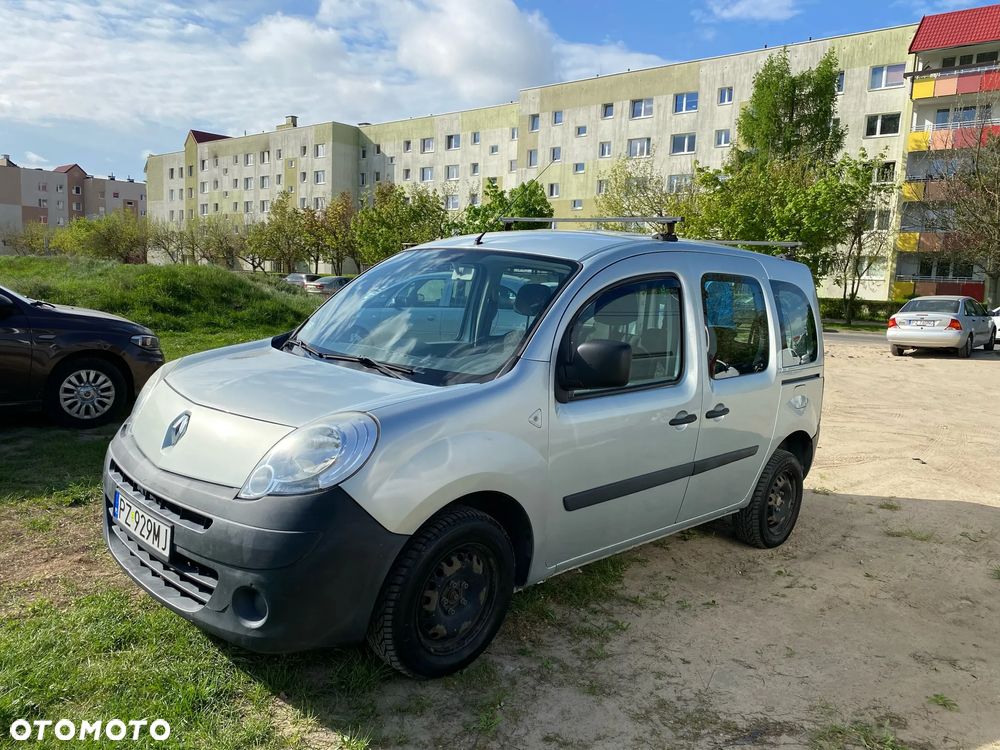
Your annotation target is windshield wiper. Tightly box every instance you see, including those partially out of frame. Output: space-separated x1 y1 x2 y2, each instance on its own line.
284 337 414 379
29 299 55 308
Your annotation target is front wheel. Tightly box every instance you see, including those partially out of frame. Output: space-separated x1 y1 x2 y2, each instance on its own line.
733 449 803 549
368 506 514 678
45 357 128 428
985 328 996 352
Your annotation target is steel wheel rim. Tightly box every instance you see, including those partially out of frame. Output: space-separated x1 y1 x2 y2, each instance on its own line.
416 542 498 656
59 369 115 420
766 469 797 536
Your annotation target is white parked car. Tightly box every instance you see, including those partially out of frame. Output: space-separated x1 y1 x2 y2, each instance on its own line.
103 228 824 678
887 295 996 357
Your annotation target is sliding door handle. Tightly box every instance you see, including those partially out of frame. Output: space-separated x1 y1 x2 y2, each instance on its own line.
705 404 730 419
668 411 698 427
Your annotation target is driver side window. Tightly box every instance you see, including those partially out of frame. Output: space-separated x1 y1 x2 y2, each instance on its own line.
702 273 770 379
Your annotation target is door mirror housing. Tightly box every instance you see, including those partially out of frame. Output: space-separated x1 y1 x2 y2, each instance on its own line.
561 339 632 391
0 293 15 318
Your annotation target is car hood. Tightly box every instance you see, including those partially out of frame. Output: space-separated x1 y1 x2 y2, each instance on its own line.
164 338 436 427
36 302 145 329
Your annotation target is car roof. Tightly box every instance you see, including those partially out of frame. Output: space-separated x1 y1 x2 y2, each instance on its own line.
424 229 798 270
907 295 968 301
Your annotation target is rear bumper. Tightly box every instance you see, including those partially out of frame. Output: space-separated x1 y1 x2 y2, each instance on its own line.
102 433 408 653
887 327 965 349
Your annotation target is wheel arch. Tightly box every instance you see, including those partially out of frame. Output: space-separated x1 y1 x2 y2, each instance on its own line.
49 350 135 399
441 491 534 587
776 430 814 478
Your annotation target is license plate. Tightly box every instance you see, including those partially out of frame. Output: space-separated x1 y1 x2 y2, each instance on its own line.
113 488 172 559
911 319 933 327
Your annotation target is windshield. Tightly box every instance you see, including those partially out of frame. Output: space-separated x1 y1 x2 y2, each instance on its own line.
293 248 577 385
900 298 960 314
0 285 32 304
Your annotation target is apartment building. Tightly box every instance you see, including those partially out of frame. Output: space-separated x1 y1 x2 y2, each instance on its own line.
0 155 146 247
145 4 1000 299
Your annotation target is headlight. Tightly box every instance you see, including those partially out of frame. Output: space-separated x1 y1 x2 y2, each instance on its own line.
238 412 378 499
131 334 161 350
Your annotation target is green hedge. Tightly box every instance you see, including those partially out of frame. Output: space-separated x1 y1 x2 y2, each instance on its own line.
818 297 905 322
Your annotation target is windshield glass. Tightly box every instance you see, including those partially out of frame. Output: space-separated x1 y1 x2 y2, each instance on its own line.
900 298 960 314
0 285 32 304
293 248 577 385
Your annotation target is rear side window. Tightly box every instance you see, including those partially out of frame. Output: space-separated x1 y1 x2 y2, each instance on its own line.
770 281 818 367
702 274 769 378
566 276 683 395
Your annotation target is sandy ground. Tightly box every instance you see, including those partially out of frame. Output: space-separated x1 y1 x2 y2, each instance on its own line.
295 338 1000 750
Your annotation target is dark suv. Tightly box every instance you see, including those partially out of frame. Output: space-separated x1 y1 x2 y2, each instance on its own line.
0 285 163 427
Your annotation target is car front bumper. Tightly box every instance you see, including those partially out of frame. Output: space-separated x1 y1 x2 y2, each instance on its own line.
102 432 407 653
886 327 965 349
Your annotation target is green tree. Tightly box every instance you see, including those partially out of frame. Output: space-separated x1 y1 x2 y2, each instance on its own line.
50 211 150 263
148 220 183 263
453 180 553 234
2 221 54 255
257 191 307 272
319 192 357 274
352 183 449 266
594 150 694 231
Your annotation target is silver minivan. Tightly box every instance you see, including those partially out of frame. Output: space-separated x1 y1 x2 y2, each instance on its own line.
102 229 823 678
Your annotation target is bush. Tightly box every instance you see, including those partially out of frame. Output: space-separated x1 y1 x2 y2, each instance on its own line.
818 297 905 322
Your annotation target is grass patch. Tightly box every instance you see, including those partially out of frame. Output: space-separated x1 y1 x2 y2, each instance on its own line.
927 694 958 712
811 721 910 750
990 565 1000 581
884 528 935 543
878 501 901 511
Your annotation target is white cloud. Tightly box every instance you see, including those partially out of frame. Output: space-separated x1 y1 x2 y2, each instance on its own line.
22 151 50 167
704 0 801 21
0 0 670 146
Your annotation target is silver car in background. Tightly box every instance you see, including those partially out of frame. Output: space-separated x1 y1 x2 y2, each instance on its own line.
887 295 996 357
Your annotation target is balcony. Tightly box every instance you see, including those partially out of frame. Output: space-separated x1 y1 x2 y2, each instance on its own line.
892 276 985 301
900 178 952 202
896 230 960 252
906 118 1000 152
908 62 1000 100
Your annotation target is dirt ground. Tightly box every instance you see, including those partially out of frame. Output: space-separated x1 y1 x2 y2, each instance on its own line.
309 337 1000 750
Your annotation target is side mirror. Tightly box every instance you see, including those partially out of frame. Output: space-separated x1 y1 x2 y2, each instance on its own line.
561 339 632 391
0 294 15 318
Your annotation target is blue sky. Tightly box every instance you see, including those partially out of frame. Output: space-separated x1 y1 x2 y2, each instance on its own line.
0 0 986 181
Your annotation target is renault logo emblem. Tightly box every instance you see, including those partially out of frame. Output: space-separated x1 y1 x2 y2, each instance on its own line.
163 411 191 449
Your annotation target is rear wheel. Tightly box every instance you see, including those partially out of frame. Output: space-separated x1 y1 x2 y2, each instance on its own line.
985 327 996 352
890 345 905 357
45 357 128 428
957 335 973 358
368 506 514 678
733 449 803 549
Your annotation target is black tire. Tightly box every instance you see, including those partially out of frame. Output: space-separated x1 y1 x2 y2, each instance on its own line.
367 506 514 679
957 335 973 358
733 449 804 549
985 327 996 352
44 357 129 428
890 345 905 357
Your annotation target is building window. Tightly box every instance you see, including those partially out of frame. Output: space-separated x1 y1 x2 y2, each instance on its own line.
445 194 460 210
573 162 585 174
596 179 607 195
472 131 481 145
511 126 519 140
446 164 459 180
445 134 460 150
360 173 367 186
200 159 206 170
629 137 653 158
835 71 845 94
37 198 47 208
169 210 174 221
670 133 696 154
168 168 174 179
403 168 411 180
489 144 499 155
72 202 82 211
56 200 64 209
260 175 270 188
260 200 270 213
719 86 734 105
631 97 654 118
602 102 614 118
199 203 208 216
300 171 307 183
553 110 564 125
187 188 193 198
674 91 698 113
487 177 498 186
276 149 282 159
276 174 282 186
403 139 412 152
527 149 538 167
469 192 480 206
299 197 307 208
977 51 998 64
212 203 219 213
73 185 81 195
235 155 241 164
315 143 326 157
715 129 731 147
261 150 270 164
314 170 326 184
169 189 174 201
420 166 433 182
576 125 587 137
421 137 434 153
865 112 901 137
361 147 367 159
244 177 253 189
244 153 254 166
375 144 381 154
39 216 47 225
471 162 480 176
199 181 207 193
876 161 896 183
599 141 612 158
529 113 540 131
212 179 219 189
509 159 517 172
233 178 238 188
571 199 583 210
550 146 561 162
375 171 381 182
548 183 559 198
232 202 238 212
869 64 905 90
315 197 326 210
55 184 63 193
667 174 692 193
244 201 252 213
300 145 307 156
188 165 193 176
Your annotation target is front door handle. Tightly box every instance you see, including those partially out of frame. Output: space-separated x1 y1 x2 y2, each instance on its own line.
668 411 697 427
705 404 730 419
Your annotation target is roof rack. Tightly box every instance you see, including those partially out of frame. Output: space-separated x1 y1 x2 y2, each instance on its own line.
499 216 683 242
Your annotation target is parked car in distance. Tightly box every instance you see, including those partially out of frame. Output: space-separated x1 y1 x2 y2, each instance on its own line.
304 276 351 296
0 285 163 427
887 295 996 358
282 273 322 288
104 228 823 678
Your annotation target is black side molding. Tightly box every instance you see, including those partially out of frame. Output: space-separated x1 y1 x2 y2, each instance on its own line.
563 445 760 512
781 372 821 386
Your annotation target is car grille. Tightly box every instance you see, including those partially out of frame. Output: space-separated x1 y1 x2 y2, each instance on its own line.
109 460 212 531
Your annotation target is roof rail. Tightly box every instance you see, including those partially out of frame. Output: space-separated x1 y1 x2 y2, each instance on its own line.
499 216 683 241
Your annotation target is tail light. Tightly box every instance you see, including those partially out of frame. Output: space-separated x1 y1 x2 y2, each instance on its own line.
946 318 963 330
887 316 898 328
